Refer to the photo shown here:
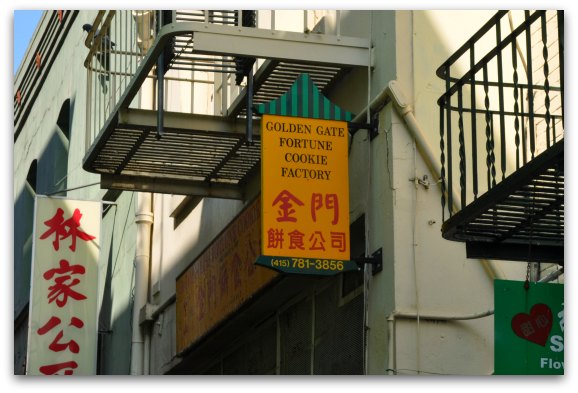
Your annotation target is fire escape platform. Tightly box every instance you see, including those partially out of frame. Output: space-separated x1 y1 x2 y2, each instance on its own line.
82 18 371 199
94 108 262 199
441 140 564 264
437 11 564 264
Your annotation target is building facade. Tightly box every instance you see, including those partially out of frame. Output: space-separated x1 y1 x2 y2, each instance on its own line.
14 10 563 375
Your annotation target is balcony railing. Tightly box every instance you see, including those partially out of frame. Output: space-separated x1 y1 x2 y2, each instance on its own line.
437 10 564 262
83 10 156 149
81 10 370 198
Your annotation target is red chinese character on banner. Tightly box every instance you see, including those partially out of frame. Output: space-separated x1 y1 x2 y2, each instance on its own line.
272 190 304 223
309 231 326 251
43 259 87 307
330 232 347 252
39 361 79 375
40 208 96 251
288 230 306 250
311 193 339 224
37 316 84 354
267 228 284 249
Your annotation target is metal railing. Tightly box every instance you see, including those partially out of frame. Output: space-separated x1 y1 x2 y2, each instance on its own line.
83 10 256 151
437 10 564 220
84 10 157 150
83 10 347 155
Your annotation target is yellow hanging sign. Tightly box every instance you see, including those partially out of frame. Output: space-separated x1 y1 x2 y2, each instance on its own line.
258 114 356 275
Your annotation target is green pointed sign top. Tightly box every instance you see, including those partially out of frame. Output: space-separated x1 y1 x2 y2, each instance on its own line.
255 73 355 121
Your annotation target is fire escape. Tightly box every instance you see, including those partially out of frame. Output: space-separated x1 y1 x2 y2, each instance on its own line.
437 11 564 264
81 10 370 200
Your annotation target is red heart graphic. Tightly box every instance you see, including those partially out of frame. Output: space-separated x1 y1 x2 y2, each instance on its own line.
511 303 552 346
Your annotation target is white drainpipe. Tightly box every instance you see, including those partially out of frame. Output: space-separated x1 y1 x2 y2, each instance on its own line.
353 80 505 282
130 192 154 375
354 81 506 375
386 308 495 374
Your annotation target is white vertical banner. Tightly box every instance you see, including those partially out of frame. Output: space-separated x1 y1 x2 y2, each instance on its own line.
26 196 101 375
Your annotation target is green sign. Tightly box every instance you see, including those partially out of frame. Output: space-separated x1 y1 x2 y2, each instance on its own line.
494 279 564 375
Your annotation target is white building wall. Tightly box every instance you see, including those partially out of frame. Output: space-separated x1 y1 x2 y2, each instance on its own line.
371 10 531 375
139 10 558 375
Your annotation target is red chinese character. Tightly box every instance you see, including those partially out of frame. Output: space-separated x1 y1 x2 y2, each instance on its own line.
39 361 78 375
40 208 96 251
272 190 304 223
244 238 260 277
37 316 84 354
196 284 207 321
219 264 229 298
288 230 306 250
309 231 326 251
311 193 339 224
230 253 243 289
330 232 347 252
267 228 284 249
43 259 87 307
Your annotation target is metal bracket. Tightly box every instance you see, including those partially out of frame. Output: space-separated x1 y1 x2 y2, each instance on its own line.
354 248 383 275
348 113 379 140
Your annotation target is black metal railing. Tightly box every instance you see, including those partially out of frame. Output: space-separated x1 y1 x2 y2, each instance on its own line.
437 10 563 221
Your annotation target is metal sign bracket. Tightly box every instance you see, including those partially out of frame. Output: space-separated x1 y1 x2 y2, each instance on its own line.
354 247 383 275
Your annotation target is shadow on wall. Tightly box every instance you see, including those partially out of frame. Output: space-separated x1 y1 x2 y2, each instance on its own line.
13 125 70 374
97 192 137 374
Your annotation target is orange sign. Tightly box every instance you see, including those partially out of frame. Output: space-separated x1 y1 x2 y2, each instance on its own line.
176 198 278 353
259 115 354 275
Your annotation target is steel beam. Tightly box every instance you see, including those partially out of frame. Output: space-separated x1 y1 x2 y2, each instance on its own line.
117 108 261 136
101 174 244 200
191 24 371 67
466 242 563 264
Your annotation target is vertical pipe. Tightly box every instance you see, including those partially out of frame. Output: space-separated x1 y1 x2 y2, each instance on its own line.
336 10 341 39
525 11 536 159
275 312 281 375
85 67 92 153
222 64 229 116
496 21 506 181
156 11 164 140
458 88 466 209
483 65 492 190
439 105 446 221
130 193 154 375
469 42 478 200
541 12 551 149
512 38 520 170
521 86 527 165
387 315 395 375
246 68 254 144
310 295 315 375
557 11 564 129
144 331 150 375
156 51 164 139
445 71 453 216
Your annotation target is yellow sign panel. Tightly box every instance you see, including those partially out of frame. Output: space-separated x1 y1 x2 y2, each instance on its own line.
260 115 353 274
